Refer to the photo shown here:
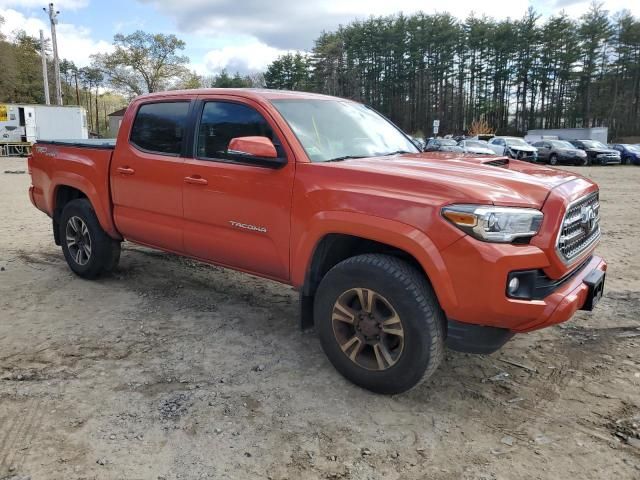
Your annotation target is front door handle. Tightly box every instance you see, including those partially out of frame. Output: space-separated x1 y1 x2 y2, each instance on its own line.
184 175 208 185
117 166 135 175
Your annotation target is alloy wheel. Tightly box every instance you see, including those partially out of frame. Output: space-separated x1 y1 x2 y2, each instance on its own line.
65 216 92 266
331 288 405 371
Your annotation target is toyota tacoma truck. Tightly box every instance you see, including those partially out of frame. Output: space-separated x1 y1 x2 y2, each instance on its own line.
28 89 607 394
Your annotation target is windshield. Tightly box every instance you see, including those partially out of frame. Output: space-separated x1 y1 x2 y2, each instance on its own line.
579 140 608 149
505 138 529 146
270 99 418 162
627 145 640 152
549 140 575 149
465 140 488 148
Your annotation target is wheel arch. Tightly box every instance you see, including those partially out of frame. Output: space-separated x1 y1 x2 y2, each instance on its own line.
49 174 121 242
294 212 458 328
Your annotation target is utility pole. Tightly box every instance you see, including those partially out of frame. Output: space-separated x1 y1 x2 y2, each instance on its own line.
39 30 51 105
44 3 63 105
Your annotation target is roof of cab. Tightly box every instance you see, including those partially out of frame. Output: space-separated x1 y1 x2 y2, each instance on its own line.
135 88 343 102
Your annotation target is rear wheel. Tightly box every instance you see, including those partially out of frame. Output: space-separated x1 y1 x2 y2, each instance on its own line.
315 254 445 394
574 157 588 166
59 199 121 279
549 154 558 165
622 156 631 165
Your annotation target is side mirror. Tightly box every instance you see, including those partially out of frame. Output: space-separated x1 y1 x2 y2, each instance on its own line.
228 136 287 168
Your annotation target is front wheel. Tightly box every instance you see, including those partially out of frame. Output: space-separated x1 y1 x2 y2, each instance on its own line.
549 154 558 165
314 254 445 394
59 199 121 279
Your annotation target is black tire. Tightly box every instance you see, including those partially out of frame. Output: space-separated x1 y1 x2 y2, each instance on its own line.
622 156 630 165
549 154 558 166
59 198 121 279
574 157 588 166
314 254 445 394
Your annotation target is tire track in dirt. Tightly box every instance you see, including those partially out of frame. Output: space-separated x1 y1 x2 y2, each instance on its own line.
0 397 45 472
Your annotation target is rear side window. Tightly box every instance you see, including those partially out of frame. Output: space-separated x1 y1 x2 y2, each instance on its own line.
196 102 277 160
130 102 190 155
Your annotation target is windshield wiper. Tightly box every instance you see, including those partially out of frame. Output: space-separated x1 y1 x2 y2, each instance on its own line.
323 155 368 163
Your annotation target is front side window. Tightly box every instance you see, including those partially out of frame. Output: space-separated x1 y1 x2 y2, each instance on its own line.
271 99 417 162
130 102 190 155
197 102 277 160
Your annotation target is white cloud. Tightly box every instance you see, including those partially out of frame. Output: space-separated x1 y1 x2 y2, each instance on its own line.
0 0 88 9
547 0 640 18
203 42 286 74
143 0 640 50
323 0 529 19
0 8 113 67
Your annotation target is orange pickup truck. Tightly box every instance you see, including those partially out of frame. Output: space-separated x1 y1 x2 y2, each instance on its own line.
28 89 606 394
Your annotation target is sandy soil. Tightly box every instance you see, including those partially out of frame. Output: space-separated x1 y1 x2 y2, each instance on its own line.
0 157 639 480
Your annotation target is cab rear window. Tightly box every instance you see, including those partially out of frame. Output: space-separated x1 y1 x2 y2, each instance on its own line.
130 102 190 155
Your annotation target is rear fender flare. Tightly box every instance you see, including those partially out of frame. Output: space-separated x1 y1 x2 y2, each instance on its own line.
50 172 121 239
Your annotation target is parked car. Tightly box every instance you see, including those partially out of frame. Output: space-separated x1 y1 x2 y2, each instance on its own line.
458 139 495 155
610 144 640 165
569 140 621 165
409 136 426 151
28 89 606 394
533 140 588 166
487 136 538 162
424 138 464 153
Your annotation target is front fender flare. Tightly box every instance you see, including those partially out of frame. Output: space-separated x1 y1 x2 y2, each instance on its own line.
291 211 458 314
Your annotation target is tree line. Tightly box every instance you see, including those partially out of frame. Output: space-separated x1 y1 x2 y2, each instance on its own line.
0 21 266 136
3 6 639 139
0 16 127 135
264 5 640 139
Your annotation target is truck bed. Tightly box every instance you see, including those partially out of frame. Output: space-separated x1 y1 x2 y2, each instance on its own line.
29 140 119 239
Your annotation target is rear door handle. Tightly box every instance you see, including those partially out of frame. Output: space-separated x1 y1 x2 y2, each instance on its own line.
184 175 208 185
117 167 135 175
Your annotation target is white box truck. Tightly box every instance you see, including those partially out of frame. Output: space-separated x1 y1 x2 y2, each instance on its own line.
0 104 88 143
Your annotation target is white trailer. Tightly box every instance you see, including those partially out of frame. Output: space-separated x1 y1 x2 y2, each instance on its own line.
0 104 88 144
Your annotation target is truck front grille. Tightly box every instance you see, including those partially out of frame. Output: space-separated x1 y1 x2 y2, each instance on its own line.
557 192 600 263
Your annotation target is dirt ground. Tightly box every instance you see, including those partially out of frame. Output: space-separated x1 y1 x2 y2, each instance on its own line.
0 156 639 480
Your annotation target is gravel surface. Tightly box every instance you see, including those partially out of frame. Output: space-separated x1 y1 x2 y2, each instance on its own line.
0 157 639 479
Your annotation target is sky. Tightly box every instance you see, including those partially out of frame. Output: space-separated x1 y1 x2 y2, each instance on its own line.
0 0 638 76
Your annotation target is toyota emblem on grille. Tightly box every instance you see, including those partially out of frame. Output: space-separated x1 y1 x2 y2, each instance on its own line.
580 205 597 233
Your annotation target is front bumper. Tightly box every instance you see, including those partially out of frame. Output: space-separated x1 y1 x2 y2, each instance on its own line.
509 149 537 162
439 235 607 333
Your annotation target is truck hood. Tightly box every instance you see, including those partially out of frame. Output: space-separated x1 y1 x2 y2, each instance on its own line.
585 148 619 155
464 146 495 155
325 153 584 208
506 144 537 152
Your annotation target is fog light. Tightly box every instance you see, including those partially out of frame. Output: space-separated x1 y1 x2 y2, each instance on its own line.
508 277 520 294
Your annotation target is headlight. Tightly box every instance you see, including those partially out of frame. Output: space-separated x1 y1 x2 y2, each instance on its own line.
442 205 544 243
